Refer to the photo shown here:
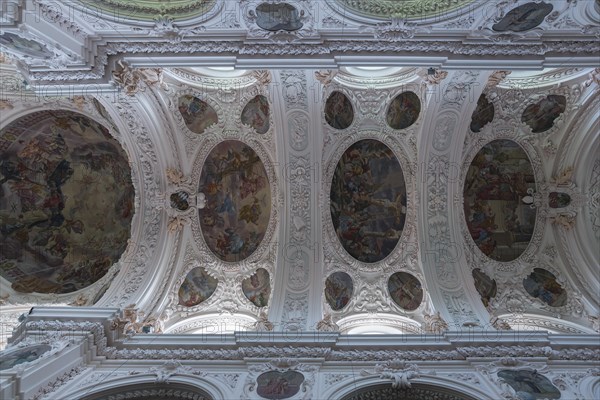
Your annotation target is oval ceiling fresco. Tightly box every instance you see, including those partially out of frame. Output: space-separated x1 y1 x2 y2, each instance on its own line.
330 139 407 263
178 95 218 134
523 268 567 307
178 267 218 307
324 91 354 130
325 271 353 311
492 2 554 32
386 91 421 130
388 272 423 311
521 95 566 133
470 93 495 133
241 95 270 134
463 139 536 262
0 110 134 294
242 268 271 307
198 140 271 262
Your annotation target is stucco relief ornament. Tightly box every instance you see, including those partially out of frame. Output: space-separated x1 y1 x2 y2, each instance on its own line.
316 313 339 332
487 70 511 88
583 67 600 87
149 361 203 384
254 310 274 331
314 70 338 86
68 294 88 306
360 18 423 41
166 168 188 186
0 99 14 109
362 362 421 389
112 60 168 96
418 68 448 86
252 70 272 85
423 311 449 334
550 214 576 230
110 305 162 336
588 316 600 333
491 316 512 330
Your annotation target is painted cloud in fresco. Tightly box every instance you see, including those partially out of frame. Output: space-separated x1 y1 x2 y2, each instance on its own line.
198 140 271 262
0 111 134 294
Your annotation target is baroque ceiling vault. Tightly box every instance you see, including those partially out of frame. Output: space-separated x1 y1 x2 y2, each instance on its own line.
0 1 599 399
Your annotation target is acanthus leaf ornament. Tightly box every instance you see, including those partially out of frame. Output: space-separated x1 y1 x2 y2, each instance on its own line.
112 60 168 96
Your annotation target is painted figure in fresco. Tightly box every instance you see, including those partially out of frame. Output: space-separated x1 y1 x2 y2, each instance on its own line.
523 268 567 307
178 95 218 134
178 268 218 307
0 32 52 58
549 192 571 208
472 268 497 307
255 3 303 32
386 92 421 130
325 272 353 311
242 268 270 307
324 92 353 130
241 95 270 134
492 2 554 32
521 95 566 133
498 369 561 399
388 272 423 311
470 94 495 133
256 371 304 400
0 345 51 371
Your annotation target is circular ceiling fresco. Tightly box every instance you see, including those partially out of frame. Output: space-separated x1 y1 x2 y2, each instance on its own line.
77 0 217 21
335 0 475 19
330 139 407 263
0 110 134 293
463 139 536 262
198 140 271 262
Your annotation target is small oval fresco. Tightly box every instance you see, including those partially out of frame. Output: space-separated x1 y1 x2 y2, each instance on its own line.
242 268 271 307
0 344 52 371
198 140 271 262
386 91 421 130
472 268 497 307
325 271 354 311
523 268 567 307
388 272 423 311
470 94 495 133
492 2 553 32
256 3 303 32
0 110 134 294
241 95 270 134
0 32 53 58
549 192 571 208
257 370 305 400
498 369 561 399
463 139 536 262
178 267 218 307
170 191 190 211
324 91 354 130
330 139 407 263
178 95 218 134
521 95 566 133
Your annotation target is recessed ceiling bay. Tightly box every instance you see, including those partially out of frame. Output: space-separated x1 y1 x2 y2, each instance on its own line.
0 111 134 293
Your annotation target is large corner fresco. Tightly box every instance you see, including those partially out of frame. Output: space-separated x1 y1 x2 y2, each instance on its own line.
523 268 567 307
497 369 561 399
198 140 271 262
492 2 554 32
463 139 536 262
386 91 421 130
0 344 52 370
521 95 566 133
330 139 407 263
178 267 218 307
0 111 134 294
